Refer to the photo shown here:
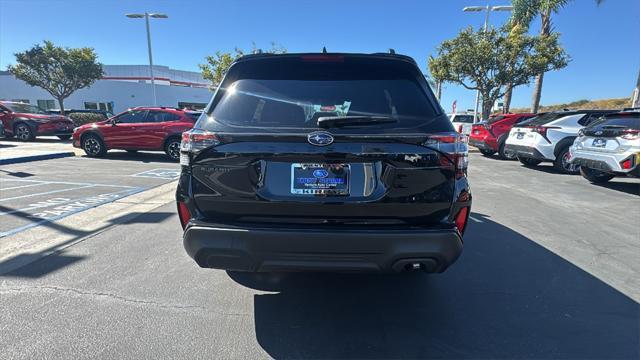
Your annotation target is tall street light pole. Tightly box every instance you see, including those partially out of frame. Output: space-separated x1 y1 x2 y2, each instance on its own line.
463 2 512 122
125 12 168 106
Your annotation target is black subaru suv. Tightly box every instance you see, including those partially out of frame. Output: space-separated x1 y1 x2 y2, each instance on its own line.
176 53 471 273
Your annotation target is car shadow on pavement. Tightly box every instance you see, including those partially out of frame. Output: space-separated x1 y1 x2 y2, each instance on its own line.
229 213 638 359
80 151 175 164
0 209 175 278
591 180 640 196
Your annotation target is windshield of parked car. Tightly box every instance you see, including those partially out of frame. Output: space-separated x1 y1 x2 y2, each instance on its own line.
203 57 450 133
4 103 49 114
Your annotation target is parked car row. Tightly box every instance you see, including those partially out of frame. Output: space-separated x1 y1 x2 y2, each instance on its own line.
467 108 640 184
0 100 202 161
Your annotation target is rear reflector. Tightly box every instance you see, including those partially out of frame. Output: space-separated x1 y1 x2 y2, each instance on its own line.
455 207 469 234
177 202 191 229
620 158 633 170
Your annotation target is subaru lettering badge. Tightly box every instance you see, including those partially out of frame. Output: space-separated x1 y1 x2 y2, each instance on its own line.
307 131 334 146
313 169 329 178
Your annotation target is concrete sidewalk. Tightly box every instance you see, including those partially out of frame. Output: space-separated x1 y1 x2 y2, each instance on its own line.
0 137 83 164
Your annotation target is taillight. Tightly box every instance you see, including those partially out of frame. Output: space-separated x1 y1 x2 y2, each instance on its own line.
454 207 469 234
620 129 640 140
177 202 192 229
180 129 221 165
531 126 559 142
423 133 468 178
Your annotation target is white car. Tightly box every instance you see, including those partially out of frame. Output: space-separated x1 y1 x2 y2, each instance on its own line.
448 113 476 136
504 110 614 174
569 110 640 183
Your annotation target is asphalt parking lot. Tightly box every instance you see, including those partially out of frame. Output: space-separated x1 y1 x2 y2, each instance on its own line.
0 152 638 359
0 152 179 238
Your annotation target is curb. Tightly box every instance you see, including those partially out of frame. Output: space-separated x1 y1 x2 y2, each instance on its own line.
0 151 76 165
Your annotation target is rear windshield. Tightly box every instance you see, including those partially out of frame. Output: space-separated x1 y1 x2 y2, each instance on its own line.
203 56 449 133
587 114 640 131
487 115 507 124
519 112 576 126
452 115 475 123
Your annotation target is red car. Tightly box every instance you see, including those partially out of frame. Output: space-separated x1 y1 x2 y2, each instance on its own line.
72 107 200 161
469 113 536 159
0 101 75 141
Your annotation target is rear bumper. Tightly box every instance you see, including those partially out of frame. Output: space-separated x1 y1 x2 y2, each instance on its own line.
504 144 547 160
183 223 463 273
570 148 639 175
468 137 496 151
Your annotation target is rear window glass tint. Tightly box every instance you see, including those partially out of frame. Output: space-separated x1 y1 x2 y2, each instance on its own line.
519 112 575 126
453 115 474 123
588 114 640 131
202 56 451 134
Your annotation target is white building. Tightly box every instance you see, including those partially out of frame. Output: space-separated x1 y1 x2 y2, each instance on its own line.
0 65 212 113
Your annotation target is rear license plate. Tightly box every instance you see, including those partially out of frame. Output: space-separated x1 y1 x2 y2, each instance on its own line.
592 138 607 147
516 133 524 140
291 163 350 195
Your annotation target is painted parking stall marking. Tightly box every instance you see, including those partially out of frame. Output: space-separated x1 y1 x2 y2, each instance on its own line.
0 179 145 238
132 168 181 180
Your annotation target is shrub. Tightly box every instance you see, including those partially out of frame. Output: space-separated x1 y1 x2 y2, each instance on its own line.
68 112 107 125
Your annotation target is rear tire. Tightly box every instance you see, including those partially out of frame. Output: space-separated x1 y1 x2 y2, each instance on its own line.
82 134 106 157
57 135 71 140
479 149 495 156
518 157 541 167
498 140 517 160
164 137 181 162
14 123 35 141
580 167 615 183
554 146 580 174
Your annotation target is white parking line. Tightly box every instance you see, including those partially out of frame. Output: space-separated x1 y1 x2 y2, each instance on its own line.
1 182 51 191
0 188 139 216
0 185 96 202
0 178 135 188
469 216 483 223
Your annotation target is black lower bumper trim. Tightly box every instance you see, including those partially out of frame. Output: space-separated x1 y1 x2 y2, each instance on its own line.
504 144 546 160
183 224 463 273
469 138 493 151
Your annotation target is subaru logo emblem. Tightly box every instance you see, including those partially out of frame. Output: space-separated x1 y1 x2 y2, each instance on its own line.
313 169 329 178
594 131 603 136
307 131 334 146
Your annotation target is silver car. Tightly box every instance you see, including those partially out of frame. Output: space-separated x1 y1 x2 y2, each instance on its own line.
569 111 640 183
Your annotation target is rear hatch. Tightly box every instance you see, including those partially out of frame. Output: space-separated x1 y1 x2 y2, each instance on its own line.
183 54 465 227
507 112 576 146
578 112 640 152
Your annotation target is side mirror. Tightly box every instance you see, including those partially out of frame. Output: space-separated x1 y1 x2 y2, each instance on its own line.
111 119 117 126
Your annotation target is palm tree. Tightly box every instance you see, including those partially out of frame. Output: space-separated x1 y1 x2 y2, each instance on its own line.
510 0 610 113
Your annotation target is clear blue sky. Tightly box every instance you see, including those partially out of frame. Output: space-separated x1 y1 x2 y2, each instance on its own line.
1 0 638 111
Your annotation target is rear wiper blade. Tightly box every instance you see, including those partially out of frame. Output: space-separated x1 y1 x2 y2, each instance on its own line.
317 116 398 128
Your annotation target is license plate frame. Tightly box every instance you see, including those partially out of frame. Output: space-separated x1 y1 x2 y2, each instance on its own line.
290 163 350 196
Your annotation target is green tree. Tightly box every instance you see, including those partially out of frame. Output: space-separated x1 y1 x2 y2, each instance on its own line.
8 41 103 115
429 27 568 120
199 42 286 87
